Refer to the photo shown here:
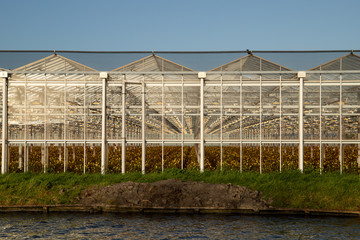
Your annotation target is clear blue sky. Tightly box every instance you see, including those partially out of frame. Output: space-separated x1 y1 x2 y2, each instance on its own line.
1 0 359 51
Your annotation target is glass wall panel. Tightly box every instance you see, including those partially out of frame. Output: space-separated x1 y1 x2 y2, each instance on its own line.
343 144 359 173
86 85 102 114
304 144 321 170
242 144 260 172
281 116 298 139
223 86 240 107
183 86 200 106
204 144 220 170
145 144 162 172
86 115 101 139
0 83 2 140
323 144 341 172
223 117 240 140
261 116 280 140
47 116 64 139
145 115 161 140
107 116 122 140
107 143 122 174
107 85 122 140
281 85 298 114
262 144 280 172
164 115 182 140
242 86 260 115
321 85 340 108
163 145 182 169
205 115 220 140
67 115 84 140
304 116 320 140
342 86 360 114
8 85 25 140
322 115 340 140
126 116 141 140
183 115 200 140
281 144 298 170
165 86 182 106
343 116 360 140
304 85 320 115
242 116 260 140
9 115 25 139
26 114 45 139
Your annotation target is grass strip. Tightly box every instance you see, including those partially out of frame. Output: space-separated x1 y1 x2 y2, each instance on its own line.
0 169 359 211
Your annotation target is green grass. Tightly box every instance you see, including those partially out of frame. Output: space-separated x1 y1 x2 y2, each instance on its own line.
0 169 359 211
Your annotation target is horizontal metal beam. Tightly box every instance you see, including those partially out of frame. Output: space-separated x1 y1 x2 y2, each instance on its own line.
0 49 358 54
8 70 360 74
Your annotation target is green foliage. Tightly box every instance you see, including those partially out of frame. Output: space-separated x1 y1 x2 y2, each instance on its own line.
0 169 359 211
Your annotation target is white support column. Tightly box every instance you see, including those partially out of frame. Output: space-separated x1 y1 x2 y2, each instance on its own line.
240 74 243 172
83 80 87 174
181 75 184 169
259 75 262 174
279 75 282 172
121 75 126 174
64 77 67 173
44 143 48 174
24 143 28 172
18 145 23 170
320 73 323 173
220 74 223 171
298 71 306 172
100 72 108 174
1 72 8 174
339 73 343 174
161 74 164 172
141 78 146 174
199 72 206 173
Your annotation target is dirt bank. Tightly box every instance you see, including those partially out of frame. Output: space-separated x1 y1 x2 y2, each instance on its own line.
79 179 271 210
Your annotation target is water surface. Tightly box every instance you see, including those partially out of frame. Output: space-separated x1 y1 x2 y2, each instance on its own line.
0 212 358 239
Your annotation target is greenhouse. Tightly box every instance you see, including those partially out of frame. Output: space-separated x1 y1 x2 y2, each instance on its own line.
1 50 360 174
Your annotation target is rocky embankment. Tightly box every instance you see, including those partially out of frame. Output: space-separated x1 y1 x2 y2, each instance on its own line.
79 179 271 210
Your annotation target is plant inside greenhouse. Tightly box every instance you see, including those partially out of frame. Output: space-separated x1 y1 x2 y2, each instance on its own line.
1 50 360 174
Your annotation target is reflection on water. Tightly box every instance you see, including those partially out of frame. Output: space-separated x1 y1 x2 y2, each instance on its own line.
0 212 359 239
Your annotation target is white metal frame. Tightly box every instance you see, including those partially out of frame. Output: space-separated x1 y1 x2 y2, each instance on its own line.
1 69 360 174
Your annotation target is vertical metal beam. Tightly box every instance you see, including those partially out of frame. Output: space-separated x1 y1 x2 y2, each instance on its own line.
220 74 223 171
141 77 146 174
83 76 87 174
181 75 184 170
339 72 343 174
199 72 206 173
100 72 108 174
319 73 323 173
279 75 282 172
44 79 48 174
64 76 67 173
1 73 8 174
44 143 48 174
121 74 126 174
240 74 243 172
161 74 164 172
259 75 262 174
64 143 68 173
18 145 22 170
24 74 28 173
24 143 28 172
298 71 306 172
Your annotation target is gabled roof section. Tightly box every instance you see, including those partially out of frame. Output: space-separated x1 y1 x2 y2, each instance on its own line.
112 54 193 72
13 54 97 72
309 53 360 71
210 54 292 71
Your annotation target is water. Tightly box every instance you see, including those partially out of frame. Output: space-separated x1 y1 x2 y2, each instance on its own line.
0 212 359 239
